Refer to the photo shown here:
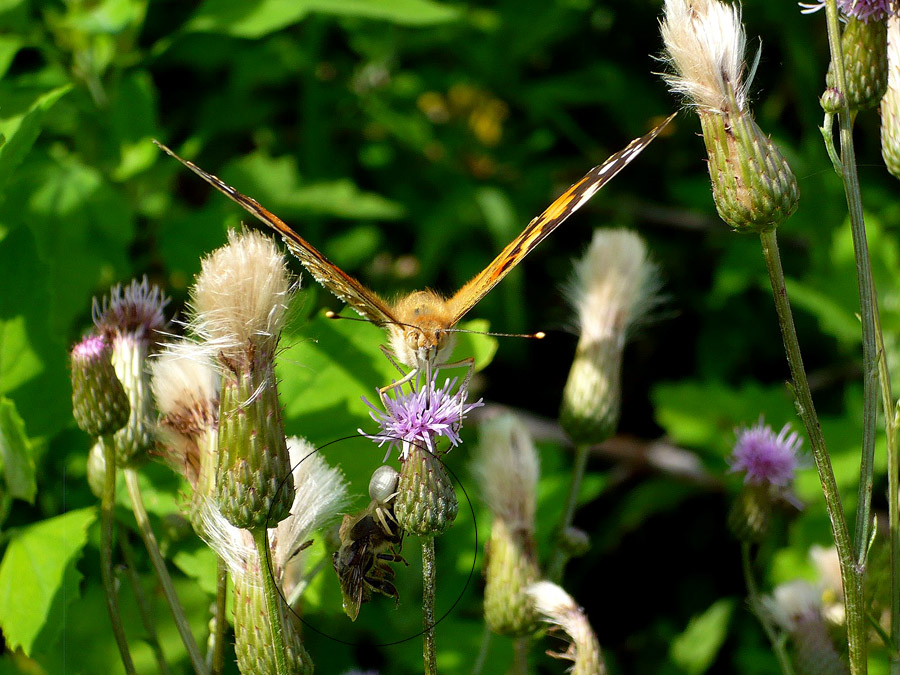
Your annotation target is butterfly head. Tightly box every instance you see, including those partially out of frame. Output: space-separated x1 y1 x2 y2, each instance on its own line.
388 291 457 372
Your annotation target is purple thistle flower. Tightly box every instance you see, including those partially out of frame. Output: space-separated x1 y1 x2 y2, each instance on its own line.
361 378 484 460
729 419 803 487
800 0 896 22
93 276 169 341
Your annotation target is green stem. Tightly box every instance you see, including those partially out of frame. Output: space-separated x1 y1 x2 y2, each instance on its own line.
208 557 228 675
252 527 290 675
822 0 879 576
123 468 208 675
741 543 796 675
119 533 172 675
546 444 590 582
759 229 866 674
512 636 530 675
819 112 843 175
471 624 492 675
99 436 136 675
423 536 438 675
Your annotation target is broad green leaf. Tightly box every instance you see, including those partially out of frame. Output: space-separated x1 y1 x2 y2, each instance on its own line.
172 546 219 596
669 598 736 674
0 508 96 655
186 0 460 38
0 85 72 193
0 35 22 79
0 225 69 436
0 397 36 504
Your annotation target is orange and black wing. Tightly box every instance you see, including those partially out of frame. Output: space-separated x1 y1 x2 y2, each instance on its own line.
446 113 675 325
154 141 397 325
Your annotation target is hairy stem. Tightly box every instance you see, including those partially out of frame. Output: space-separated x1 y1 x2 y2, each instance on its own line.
123 468 208 675
99 436 136 675
546 443 590 582
208 557 228 675
252 527 290 675
119 532 172 675
759 229 865 673
423 536 438 675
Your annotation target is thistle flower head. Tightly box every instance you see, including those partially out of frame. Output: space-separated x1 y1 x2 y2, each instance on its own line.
70 333 130 438
660 0 750 114
150 342 220 488
200 437 347 583
761 580 823 632
189 229 294 369
527 581 605 674
729 419 803 487
472 413 539 531
93 276 169 345
361 378 484 461
800 0 896 22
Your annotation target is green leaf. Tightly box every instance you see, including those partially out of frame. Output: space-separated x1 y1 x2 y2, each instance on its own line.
186 0 460 38
0 85 72 193
172 545 219 596
0 508 97 655
669 598 736 674
0 35 22 79
0 397 36 504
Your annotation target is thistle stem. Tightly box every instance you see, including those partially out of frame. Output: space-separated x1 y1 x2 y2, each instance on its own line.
252 527 290 675
512 637 530 675
741 543 796 675
472 624 493 675
119 532 172 675
99 435 136 675
208 557 228 675
759 229 865 674
546 443 590 582
423 536 438 675
123 468 208 675
823 0 879 579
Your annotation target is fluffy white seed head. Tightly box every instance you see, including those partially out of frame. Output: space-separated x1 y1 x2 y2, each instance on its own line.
472 413 539 530
761 580 823 632
199 437 347 584
189 229 295 366
660 0 750 114
566 229 660 345
527 581 602 673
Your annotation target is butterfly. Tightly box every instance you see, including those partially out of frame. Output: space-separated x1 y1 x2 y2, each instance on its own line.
155 112 673 390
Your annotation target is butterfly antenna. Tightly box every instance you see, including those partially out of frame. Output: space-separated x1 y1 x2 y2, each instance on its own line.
445 327 546 340
325 310 425 336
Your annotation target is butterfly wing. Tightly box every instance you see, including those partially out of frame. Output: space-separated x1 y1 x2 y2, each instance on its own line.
447 113 675 325
154 141 397 325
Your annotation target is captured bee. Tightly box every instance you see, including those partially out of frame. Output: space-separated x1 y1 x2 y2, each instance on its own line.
333 465 407 621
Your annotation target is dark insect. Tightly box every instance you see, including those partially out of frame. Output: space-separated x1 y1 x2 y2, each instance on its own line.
333 465 407 621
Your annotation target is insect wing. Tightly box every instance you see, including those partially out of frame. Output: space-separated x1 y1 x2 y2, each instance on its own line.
447 112 676 324
154 141 397 325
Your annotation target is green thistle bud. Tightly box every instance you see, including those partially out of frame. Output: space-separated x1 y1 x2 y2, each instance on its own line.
216 365 294 530
483 518 539 636
560 337 623 445
700 109 799 233
70 334 130 438
394 445 458 536
233 571 313 675
828 15 888 111
820 87 845 114
728 484 772 543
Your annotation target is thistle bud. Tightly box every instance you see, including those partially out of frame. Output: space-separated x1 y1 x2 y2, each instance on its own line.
828 15 889 112
699 109 799 232
473 415 541 636
394 444 458 536
70 334 130 438
189 230 296 531
661 0 799 233
727 484 772 542
93 277 169 465
821 87 845 114
881 15 900 177
560 230 659 444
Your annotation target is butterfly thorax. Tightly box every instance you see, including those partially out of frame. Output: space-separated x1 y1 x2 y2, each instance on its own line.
388 290 457 371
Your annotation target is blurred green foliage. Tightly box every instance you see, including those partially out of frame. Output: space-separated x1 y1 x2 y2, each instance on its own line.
1 0 899 673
